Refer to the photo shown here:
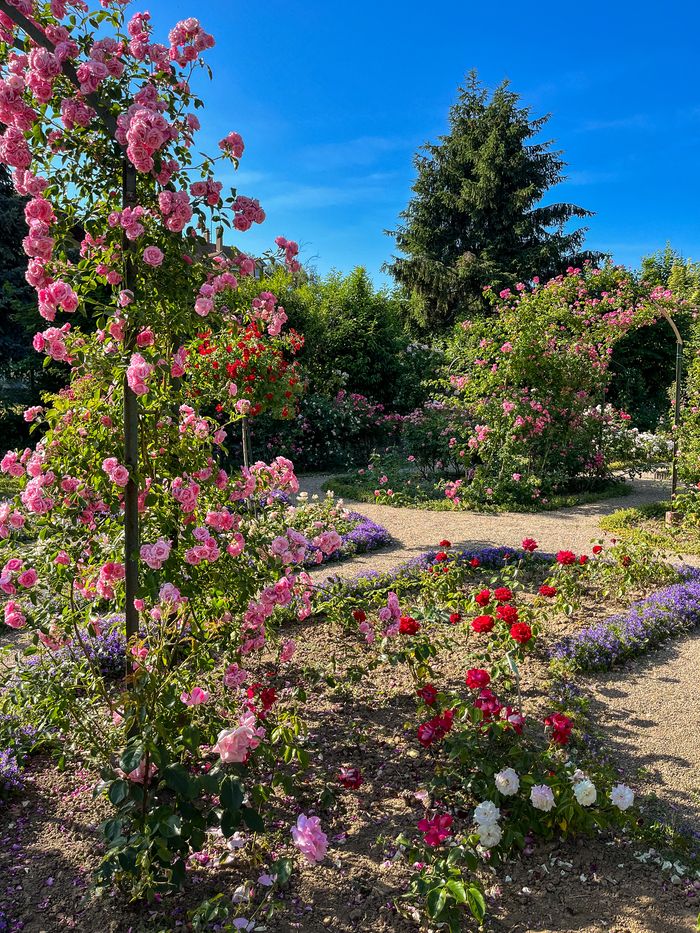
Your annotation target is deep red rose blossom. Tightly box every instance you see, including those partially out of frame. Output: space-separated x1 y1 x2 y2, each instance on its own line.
352 609 367 623
496 604 519 624
435 551 448 563
417 683 438 705
510 622 532 644
475 588 491 607
545 712 573 745
471 614 494 634
399 615 420 635
439 539 451 548
556 550 577 565
449 612 461 625
494 586 513 603
522 537 538 552
465 668 490 689
470 558 480 568
539 585 557 598
579 554 588 565
592 545 603 555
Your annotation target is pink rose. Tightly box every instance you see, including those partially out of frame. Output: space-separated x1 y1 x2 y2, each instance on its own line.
291 814 328 864
142 245 164 267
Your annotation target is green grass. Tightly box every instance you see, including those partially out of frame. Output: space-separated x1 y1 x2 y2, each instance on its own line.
325 474 632 514
599 499 700 555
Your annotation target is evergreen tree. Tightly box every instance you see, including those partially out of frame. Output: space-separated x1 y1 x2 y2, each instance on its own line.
386 71 601 329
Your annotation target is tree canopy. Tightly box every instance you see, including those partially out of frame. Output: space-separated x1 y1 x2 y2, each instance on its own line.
386 71 602 329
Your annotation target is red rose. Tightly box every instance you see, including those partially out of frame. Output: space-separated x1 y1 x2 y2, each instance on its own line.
579 554 588 565
521 537 538 552
496 604 519 625
259 686 277 710
469 558 480 568
544 712 573 745
338 766 363 789
417 709 454 746
417 683 438 705
510 622 532 644
538 585 557 598
465 668 490 689
399 615 420 635
352 609 367 623
556 550 576 565
502 706 525 733
494 586 513 603
475 588 491 607
474 688 502 721
471 614 494 634
592 545 603 555
449 612 461 625
439 539 451 548
435 551 448 562
621 555 631 567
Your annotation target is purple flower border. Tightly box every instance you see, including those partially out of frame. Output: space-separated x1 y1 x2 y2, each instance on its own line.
550 565 700 671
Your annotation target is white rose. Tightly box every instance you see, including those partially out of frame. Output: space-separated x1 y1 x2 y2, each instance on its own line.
478 821 503 848
473 800 501 826
495 767 520 796
610 783 634 811
530 784 555 812
573 780 597 807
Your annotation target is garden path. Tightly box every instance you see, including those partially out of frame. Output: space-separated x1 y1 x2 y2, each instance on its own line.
299 473 674 580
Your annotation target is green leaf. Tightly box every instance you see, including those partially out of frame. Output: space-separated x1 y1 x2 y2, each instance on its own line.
163 764 194 799
119 742 144 774
426 886 447 918
467 885 486 922
241 806 264 832
108 779 129 806
445 879 467 904
220 776 243 813
220 809 241 838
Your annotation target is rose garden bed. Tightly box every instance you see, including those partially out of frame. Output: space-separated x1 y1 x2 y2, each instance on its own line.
2 539 699 932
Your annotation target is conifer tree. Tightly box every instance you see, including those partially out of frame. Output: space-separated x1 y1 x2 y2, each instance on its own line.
387 71 601 328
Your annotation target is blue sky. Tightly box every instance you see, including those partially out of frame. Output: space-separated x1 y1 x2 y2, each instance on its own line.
147 0 700 284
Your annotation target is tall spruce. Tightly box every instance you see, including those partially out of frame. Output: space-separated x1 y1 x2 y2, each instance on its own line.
386 72 601 329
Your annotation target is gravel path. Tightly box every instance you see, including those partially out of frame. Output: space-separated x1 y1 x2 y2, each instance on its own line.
299 473 672 579
586 631 700 831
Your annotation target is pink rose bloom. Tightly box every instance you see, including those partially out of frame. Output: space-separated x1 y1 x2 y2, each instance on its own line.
280 639 296 663
126 759 158 785
180 686 209 706
213 711 264 763
291 814 328 864
223 662 248 689
111 465 130 487
136 328 154 348
142 245 164 267
18 568 38 587
54 550 71 565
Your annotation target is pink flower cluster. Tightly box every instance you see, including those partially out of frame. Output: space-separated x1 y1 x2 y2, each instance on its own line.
167 18 215 67
158 189 192 233
0 502 25 539
271 529 309 564
232 195 265 232
126 352 154 396
190 178 223 207
32 324 71 362
116 103 174 174
213 710 265 763
140 538 172 570
194 269 238 317
102 456 129 487
274 235 301 273
218 131 244 159
250 291 288 336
